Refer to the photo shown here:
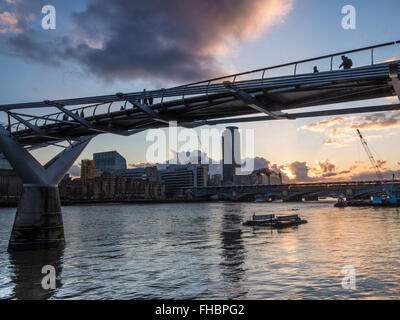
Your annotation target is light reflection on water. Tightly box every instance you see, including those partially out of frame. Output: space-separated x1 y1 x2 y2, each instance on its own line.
1 201 400 300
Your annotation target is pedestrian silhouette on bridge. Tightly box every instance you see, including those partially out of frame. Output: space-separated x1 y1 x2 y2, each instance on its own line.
339 55 353 70
313 66 319 73
143 89 148 105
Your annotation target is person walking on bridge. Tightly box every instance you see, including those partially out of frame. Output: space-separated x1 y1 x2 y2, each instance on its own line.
143 89 148 105
339 55 353 70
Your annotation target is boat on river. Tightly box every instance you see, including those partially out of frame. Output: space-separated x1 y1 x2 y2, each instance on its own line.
243 214 307 228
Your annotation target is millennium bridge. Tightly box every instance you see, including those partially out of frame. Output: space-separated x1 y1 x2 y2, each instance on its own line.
1 40 400 251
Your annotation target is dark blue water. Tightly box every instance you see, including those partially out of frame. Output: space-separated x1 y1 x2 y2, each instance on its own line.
1 201 400 299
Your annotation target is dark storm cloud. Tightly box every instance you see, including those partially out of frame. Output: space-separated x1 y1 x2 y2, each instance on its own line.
2 0 293 82
286 161 312 182
7 33 67 66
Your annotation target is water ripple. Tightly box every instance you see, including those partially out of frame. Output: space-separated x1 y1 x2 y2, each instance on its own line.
1 202 400 299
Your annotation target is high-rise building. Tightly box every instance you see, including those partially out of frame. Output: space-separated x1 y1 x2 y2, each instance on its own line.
222 126 241 184
81 159 102 182
93 151 127 174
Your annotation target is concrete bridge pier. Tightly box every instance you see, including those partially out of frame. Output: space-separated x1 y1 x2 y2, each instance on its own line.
304 195 319 201
0 126 91 252
346 189 354 201
9 185 64 251
284 197 304 202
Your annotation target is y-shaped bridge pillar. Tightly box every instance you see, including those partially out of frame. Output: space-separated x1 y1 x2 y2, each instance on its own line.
0 126 91 252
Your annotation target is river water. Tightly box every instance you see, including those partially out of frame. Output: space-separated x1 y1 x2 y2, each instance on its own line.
0 201 400 300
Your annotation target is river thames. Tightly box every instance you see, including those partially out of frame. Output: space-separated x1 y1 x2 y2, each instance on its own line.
0 201 400 300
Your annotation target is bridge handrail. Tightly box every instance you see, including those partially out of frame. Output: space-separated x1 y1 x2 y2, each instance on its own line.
170 40 400 88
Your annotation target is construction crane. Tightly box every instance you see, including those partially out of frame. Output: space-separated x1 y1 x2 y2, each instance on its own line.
356 129 397 204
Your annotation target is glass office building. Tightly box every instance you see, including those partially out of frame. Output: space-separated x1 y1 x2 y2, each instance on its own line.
93 151 127 174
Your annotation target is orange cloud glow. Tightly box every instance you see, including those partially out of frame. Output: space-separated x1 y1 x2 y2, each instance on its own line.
0 11 22 34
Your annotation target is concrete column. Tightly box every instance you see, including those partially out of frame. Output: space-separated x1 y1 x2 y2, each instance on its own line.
0 126 92 252
8 186 64 252
282 189 289 202
346 188 354 200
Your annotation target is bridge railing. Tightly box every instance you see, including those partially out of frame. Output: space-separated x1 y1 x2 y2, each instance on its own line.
172 40 400 88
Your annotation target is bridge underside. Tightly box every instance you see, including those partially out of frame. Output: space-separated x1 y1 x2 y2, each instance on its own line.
1 61 399 149
190 181 400 201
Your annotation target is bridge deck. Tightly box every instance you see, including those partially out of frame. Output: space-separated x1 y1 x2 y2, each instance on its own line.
1 41 400 149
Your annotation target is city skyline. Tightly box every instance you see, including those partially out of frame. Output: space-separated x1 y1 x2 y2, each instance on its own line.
1 0 400 183
73 142 400 185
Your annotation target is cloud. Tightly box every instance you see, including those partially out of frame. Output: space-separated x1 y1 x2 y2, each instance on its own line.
244 156 271 170
128 162 154 169
1 0 293 82
375 160 387 170
304 111 400 136
68 164 81 177
316 160 336 177
280 161 312 182
278 158 399 183
301 110 400 148
349 111 400 130
301 116 345 132
0 11 21 34
323 139 344 146
0 0 40 34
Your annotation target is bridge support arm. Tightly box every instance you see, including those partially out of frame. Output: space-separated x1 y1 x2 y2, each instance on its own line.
116 93 170 124
0 126 92 252
223 81 289 119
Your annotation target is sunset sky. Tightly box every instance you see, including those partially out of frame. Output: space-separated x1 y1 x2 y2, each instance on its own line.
1 0 400 182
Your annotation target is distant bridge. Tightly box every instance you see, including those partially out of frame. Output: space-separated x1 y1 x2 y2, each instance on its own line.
186 180 400 201
1 40 400 251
